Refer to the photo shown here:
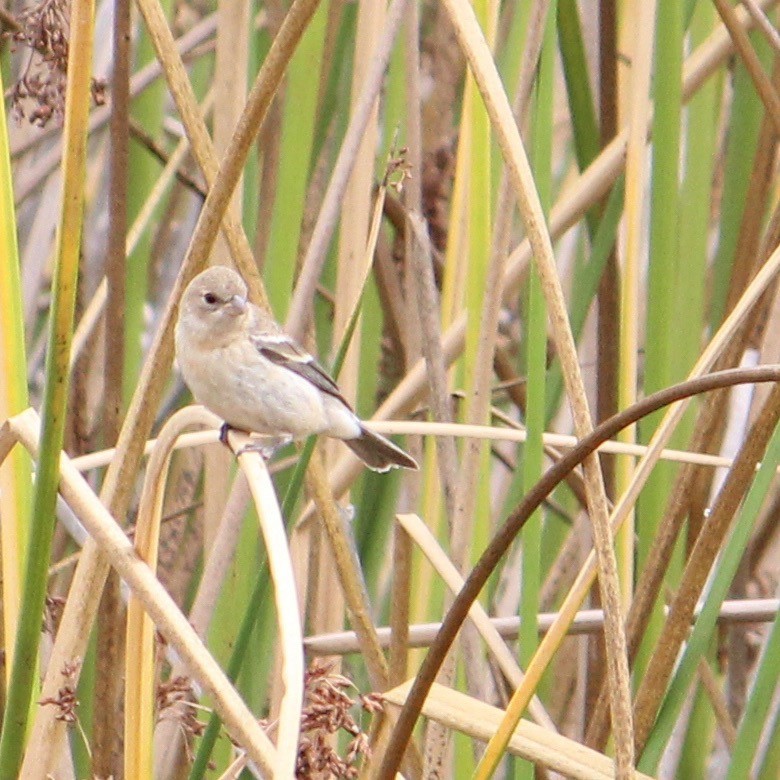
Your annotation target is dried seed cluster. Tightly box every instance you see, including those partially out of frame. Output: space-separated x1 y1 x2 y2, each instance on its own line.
7 0 105 127
296 661 382 779
39 659 81 723
156 675 206 743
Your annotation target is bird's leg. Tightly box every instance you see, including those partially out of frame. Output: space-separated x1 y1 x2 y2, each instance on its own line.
219 422 233 446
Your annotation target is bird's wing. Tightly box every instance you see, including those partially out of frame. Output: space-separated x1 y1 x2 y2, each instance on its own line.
250 331 352 407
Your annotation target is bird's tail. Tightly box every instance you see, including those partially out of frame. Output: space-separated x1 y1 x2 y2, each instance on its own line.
344 426 418 472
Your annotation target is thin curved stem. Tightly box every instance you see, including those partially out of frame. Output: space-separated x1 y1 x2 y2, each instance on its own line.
375 364 780 778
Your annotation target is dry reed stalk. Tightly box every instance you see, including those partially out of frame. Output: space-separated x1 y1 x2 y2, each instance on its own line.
3 408 277 775
25 0 321 764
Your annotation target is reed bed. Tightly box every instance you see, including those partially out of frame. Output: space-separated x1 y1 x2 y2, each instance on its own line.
1 0 780 777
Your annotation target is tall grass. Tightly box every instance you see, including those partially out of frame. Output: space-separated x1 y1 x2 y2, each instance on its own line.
2 0 780 777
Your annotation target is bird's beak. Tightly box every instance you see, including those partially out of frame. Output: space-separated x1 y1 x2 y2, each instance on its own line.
229 294 248 315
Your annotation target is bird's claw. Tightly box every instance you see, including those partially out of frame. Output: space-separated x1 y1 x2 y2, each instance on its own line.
237 434 293 460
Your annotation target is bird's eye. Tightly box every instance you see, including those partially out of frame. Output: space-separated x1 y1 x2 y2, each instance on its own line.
203 292 218 305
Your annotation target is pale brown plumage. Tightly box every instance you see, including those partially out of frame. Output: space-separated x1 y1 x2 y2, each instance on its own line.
175 266 417 472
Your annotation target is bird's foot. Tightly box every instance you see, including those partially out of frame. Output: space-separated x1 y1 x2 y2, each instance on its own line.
237 434 293 460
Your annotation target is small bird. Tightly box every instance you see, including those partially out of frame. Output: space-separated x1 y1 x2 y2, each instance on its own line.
175 266 418 472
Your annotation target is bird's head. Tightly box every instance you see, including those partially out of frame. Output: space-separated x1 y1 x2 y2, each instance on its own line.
178 266 250 345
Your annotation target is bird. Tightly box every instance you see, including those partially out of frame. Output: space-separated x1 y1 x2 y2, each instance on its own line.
174 266 418 472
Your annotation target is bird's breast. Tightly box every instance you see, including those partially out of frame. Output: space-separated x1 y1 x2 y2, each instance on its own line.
182 341 332 438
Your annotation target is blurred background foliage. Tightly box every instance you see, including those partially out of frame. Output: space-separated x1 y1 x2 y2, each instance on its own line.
1 0 780 777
